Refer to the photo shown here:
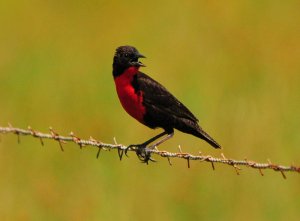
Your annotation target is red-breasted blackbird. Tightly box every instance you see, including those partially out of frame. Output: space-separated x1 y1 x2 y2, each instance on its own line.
113 46 221 163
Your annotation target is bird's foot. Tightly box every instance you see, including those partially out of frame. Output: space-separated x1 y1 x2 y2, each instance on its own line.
118 143 156 164
135 146 156 164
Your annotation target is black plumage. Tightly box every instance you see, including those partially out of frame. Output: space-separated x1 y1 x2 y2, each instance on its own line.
132 72 221 149
113 45 221 162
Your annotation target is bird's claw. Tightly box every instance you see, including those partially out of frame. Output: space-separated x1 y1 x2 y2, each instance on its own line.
135 146 156 164
117 144 142 161
125 144 135 157
118 144 156 164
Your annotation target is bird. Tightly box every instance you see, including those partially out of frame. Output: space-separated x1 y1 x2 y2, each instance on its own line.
113 45 221 163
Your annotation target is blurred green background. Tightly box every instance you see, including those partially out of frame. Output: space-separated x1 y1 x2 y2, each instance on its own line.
0 1 299 220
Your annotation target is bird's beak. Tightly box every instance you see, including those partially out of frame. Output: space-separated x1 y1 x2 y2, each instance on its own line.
137 53 146 67
138 53 146 66
137 61 146 67
137 53 146 58
131 53 146 67
130 60 146 67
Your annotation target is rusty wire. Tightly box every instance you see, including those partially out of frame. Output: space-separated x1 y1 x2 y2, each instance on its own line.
0 125 299 179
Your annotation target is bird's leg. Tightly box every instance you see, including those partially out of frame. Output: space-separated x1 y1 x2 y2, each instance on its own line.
138 131 169 147
119 131 167 161
148 132 174 149
136 132 174 164
119 131 169 162
125 131 167 154
126 130 174 164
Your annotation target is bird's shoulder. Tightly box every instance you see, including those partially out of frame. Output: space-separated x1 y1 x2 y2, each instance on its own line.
134 72 199 122
133 72 168 94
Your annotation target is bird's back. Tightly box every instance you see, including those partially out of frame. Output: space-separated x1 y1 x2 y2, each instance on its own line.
133 72 198 130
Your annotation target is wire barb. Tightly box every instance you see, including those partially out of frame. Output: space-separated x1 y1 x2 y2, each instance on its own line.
96 148 101 159
187 157 190 168
0 125 299 178
49 127 64 151
70 132 83 149
167 156 172 166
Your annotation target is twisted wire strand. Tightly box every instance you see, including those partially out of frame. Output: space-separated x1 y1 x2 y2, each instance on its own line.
0 125 299 179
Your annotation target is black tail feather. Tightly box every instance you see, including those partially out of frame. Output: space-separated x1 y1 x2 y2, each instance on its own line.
195 127 221 149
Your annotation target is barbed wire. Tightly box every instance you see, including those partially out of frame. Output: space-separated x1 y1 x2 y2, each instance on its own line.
0 125 299 179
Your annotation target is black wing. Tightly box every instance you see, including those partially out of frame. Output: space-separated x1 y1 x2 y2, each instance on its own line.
135 72 198 123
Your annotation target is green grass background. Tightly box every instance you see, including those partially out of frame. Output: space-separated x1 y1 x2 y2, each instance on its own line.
0 1 299 220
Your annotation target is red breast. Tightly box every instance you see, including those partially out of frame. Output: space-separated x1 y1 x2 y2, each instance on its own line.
114 67 146 124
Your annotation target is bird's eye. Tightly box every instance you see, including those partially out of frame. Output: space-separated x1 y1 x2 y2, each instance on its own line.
124 53 129 57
